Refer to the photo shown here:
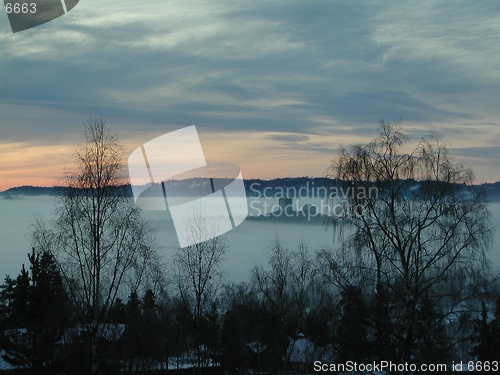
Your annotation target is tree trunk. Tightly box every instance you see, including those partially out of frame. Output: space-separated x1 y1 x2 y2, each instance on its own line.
92 318 98 374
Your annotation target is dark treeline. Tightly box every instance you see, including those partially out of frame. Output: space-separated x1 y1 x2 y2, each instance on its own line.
4 178 500 202
0 240 499 375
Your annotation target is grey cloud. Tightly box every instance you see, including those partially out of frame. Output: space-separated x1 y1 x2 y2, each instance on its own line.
268 134 310 143
1 0 500 144
450 146 500 160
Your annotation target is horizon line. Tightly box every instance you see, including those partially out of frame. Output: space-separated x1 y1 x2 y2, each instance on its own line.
3 177 500 195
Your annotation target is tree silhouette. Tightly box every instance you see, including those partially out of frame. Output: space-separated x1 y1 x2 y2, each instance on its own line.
322 121 493 365
335 287 370 363
0 248 69 373
174 225 227 374
32 116 160 374
472 299 500 362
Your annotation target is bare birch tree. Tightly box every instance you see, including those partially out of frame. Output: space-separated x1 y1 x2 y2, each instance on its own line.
320 120 493 366
32 116 159 374
173 212 227 374
252 237 321 374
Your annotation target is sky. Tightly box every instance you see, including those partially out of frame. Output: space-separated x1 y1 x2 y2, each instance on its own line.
1 0 500 191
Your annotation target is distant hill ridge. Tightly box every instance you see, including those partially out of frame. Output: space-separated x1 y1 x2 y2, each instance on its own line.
2 178 500 201
0 185 63 196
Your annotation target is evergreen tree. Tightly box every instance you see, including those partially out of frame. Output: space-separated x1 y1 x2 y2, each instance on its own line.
492 297 500 348
413 294 450 365
335 287 370 363
126 290 140 317
0 249 70 373
0 276 16 322
142 289 156 312
472 299 500 362
121 289 165 373
370 286 395 362
107 298 127 324
220 283 262 373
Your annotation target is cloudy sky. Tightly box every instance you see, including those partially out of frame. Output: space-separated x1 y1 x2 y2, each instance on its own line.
1 0 500 191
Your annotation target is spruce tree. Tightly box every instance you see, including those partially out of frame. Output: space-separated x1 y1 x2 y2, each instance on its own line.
0 249 70 373
413 294 450 365
471 300 497 362
336 287 370 363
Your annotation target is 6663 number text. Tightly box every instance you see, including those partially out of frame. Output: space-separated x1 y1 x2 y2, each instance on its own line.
5 3 37 14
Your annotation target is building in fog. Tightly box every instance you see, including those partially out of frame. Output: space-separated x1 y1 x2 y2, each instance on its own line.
278 197 293 212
